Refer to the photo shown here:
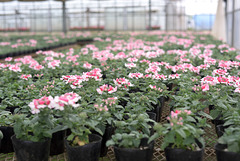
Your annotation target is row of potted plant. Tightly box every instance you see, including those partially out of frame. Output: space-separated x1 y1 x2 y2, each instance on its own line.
0 31 240 161
0 32 94 58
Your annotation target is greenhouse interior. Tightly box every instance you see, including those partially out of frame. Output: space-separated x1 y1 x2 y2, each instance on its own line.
0 0 240 161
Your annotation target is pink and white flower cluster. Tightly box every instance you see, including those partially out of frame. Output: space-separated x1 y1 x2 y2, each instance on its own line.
61 68 102 89
20 74 32 80
28 92 81 114
113 78 134 89
96 84 117 94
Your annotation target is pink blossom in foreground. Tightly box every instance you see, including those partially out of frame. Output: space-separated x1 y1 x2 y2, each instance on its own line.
50 92 81 109
29 96 53 114
29 93 81 114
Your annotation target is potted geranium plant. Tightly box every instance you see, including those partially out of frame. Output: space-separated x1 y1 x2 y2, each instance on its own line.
0 130 3 148
11 94 68 161
106 113 155 161
149 109 208 161
54 93 110 161
215 127 240 161
0 110 14 153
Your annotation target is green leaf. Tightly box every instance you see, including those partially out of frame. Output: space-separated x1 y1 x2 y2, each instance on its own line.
228 142 239 153
198 111 213 119
176 129 186 138
106 140 115 147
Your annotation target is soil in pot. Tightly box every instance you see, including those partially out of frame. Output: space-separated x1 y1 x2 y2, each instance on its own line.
215 143 240 161
65 134 102 161
50 130 66 156
11 135 51 161
114 139 154 161
164 146 204 161
0 126 14 153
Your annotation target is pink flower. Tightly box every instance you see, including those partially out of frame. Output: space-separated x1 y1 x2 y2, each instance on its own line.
5 57 12 61
9 65 22 72
235 55 240 60
125 63 136 69
20 74 32 80
113 78 133 88
29 96 53 114
201 84 209 91
234 88 240 93
83 62 92 69
96 84 117 94
33 65 44 70
48 60 61 69
127 57 138 62
128 73 144 79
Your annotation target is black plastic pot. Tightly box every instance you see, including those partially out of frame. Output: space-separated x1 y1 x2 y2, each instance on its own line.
215 143 240 161
11 135 51 161
50 130 66 156
114 140 154 161
65 134 102 161
0 126 14 153
149 97 164 122
100 125 114 157
164 146 204 161
147 112 157 121
5 106 19 114
215 124 225 138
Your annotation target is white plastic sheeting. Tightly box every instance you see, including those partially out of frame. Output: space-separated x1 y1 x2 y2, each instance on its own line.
212 0 226 42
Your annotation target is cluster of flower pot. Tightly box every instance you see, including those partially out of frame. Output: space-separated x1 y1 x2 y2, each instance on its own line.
0 31 240 161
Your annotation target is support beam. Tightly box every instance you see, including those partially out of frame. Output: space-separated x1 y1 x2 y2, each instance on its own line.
62 0 67 34
148 0 152 30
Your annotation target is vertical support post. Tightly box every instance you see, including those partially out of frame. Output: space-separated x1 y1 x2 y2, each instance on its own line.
62 0 67 34
165 3 168 31
132 0 134 31
98 0 100 31
231 0 235 47
148 0 151 30
15 2 18 32
81 0 84 31
48 0 52 33
33 2 37 32
3 3 6 33
115 0 117 32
